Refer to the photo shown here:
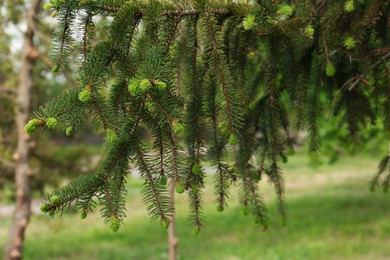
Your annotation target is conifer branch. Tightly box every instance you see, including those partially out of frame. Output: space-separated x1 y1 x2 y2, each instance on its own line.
148 92 173 123
35 0 390 232
102 174 117 219
44 174 104 214
99 6 234 16
213 124 227 208
113 87 123 131
203 12 236 134
158 128 165 178
58 10 69 61
134 140 172 222
92 100 109 130
207 71 230 208
146 92 183 182
188 190 204 229
82 12 93 63
329 52 390 118
192 16 201 162
54 7 72 67
246 176 268 227
167 133 182 183
269 159 286 221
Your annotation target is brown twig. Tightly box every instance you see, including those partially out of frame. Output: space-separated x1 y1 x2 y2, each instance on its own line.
328 52 390 119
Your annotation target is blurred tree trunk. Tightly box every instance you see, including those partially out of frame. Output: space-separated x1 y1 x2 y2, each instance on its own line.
5 0 41 259
168 180 179 260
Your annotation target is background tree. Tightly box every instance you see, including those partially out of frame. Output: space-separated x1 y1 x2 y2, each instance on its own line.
4 1 42 259
0 1 103 259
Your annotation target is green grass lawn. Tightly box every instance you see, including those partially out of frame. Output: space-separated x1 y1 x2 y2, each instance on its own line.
1 153 390 260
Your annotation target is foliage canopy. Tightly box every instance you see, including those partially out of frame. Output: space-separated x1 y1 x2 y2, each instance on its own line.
30 0 390 232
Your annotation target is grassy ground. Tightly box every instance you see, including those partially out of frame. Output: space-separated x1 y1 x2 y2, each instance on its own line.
1 153 390 260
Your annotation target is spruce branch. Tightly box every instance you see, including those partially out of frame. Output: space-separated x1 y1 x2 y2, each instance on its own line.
99 6 234 16
81 12 94 63
57 8 70 64
245 175 268 227
42 173 104 216
34 0 390 233
268 159 287 223
202 12 242 134
134 139 173 222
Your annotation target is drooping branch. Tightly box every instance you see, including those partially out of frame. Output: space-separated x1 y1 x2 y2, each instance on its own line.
99 6 234 16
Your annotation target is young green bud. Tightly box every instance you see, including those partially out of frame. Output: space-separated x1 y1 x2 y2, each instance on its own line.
247 51 256 60
175 183 185 194
172 122 184 134
78 89 92 103
159 176 167 186
192 163 202 175
128 78 141 96
40 203 49 213
43 3 53 10
326 62 336 77
344 0 355 12
228 134 237 145
110 217 120 232
305 25 315 38
46 118 57 129
344 36 356 50
161 219 170 230
217 205 224 212
24 119 40 134
139 79 152 91
243 14 257 31
154 80 167 91
192 226 200 235
31 119 41 125
66 126 74 136
105 129 117 143
50 195 61 205
52 65 59 73
80 211 87 219
277 5 293 19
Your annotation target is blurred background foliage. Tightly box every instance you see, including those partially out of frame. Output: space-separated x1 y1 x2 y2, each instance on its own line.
2 152 390 259
0 0 104 203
